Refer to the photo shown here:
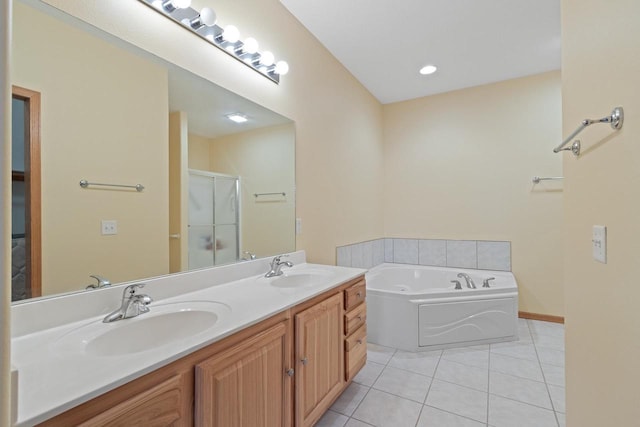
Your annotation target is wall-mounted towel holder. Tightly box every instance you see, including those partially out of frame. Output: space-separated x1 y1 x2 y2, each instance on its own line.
80 179 144 192
554 106 624 157
532 176 564 184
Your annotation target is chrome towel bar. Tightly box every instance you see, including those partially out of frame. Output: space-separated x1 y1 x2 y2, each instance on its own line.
532 176 564 184
254 192 286 198
554 107 624 154
80 179 144 192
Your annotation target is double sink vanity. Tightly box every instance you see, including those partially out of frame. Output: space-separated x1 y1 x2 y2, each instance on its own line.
11 251 367 426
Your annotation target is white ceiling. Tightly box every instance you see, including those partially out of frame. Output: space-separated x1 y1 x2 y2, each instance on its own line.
280 0 561 104
167 64 291 139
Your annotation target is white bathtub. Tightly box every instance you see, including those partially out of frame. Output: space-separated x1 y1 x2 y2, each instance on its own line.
366 263 518 351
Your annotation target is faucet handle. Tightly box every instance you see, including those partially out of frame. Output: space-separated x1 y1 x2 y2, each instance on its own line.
124 283 145 295
451 280 462 290
483 277 495 288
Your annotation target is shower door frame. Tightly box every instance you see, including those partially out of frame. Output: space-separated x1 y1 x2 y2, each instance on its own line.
187 169 241 267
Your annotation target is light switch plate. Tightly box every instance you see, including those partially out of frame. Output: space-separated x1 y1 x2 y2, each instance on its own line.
101 220 118 235
592 225 606 263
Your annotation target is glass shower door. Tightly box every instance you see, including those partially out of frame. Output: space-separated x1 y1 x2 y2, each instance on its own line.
188 171 240 269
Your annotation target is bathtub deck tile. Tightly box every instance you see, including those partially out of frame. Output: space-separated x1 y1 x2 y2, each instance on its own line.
384 239 394 263
445 240 477 269
337 246 352 267
418 239 446 267
393 239 419 264
477 241 511 271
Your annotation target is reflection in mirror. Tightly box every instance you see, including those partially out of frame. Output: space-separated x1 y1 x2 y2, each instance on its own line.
10 0 295 302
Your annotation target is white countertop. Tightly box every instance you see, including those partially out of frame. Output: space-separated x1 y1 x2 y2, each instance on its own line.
11 255 365 426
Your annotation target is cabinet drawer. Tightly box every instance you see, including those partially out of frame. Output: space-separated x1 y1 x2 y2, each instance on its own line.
344 303 366 336
344 281 366 311
345 325 367 382
345 324 366 352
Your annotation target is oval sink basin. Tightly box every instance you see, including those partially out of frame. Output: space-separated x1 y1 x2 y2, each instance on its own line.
53 301 231 357
269 270 334 288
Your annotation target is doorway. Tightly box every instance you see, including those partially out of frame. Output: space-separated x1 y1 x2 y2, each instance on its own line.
11 86 41 301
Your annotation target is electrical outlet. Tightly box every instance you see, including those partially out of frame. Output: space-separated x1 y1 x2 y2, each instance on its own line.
101 220 118 235
592 225 606 263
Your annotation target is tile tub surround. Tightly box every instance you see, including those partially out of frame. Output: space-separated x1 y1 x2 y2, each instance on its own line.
337 238 511 271
318 319 565 427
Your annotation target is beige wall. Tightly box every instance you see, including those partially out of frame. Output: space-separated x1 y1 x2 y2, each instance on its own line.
383 72 564 316
562 0 640 425
12 2 169 294
209 124 295 257
188 133 211 171
42 0 385 266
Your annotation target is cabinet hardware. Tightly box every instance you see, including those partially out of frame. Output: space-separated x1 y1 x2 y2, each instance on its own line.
286 369 294 377
357 339 363 345
301 357 308 365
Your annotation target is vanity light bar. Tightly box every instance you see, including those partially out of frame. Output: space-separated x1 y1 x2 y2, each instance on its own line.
138 0 289 84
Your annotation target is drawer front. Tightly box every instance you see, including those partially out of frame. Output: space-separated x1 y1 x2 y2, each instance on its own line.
345 325 367 382
345 324 367 352
344 303 366 336
344 281 366 311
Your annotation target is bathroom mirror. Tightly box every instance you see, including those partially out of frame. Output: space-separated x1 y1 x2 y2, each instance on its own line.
10 0 296 302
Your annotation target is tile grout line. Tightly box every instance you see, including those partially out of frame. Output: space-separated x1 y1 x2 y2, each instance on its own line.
487 344 491 425
348 347 397 424
529 319 563 427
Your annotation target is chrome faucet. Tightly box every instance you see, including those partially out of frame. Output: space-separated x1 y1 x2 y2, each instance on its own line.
457 273 477 289
265 255 293 278
483 277 496 288
86 274 111 290
103 284 153 323
242 251 257 261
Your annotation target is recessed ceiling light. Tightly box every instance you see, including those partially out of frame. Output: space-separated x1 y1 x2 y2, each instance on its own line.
226 113 248 123
419 65 438 75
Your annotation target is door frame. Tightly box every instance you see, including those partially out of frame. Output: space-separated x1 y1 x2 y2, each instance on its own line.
12 85 41 298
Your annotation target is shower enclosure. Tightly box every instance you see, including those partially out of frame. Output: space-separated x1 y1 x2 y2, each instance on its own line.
188 170 240 269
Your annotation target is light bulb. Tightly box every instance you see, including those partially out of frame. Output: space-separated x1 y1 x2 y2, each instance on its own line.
200 7 217 27
419 65 437 75
274 61 289 75
260 51 274 66
243 37 259 54
223 25 240 43
173 0 191 9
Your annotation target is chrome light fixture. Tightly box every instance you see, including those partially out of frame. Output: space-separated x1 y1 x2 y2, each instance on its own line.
139 0 289 84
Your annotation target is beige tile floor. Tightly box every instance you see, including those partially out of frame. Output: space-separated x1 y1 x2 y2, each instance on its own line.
317 319 565 427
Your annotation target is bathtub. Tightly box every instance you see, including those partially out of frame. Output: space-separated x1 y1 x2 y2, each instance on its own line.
366 263 518 351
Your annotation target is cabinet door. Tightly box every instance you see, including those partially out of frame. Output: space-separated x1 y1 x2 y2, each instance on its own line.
295 293 345 427
195 322 291 427
75 374 190 427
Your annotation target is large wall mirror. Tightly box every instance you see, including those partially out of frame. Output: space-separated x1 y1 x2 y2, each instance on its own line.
10 0 296 302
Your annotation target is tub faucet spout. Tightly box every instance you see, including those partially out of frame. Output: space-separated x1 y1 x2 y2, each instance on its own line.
457 273 476 289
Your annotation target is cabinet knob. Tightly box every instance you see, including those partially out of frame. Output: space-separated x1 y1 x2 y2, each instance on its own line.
357 315 362 321
301 357 308 366
286 369 294 377
357 339 363 345
356 292 362 298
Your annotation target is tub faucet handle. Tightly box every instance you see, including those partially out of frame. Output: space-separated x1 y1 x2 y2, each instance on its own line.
451 280 462 290
483 277 495 288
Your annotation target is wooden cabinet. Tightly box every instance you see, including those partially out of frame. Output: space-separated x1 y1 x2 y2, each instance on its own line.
39 275 366 427
295 293 344 427
195 322 291 427
343 280 367 382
